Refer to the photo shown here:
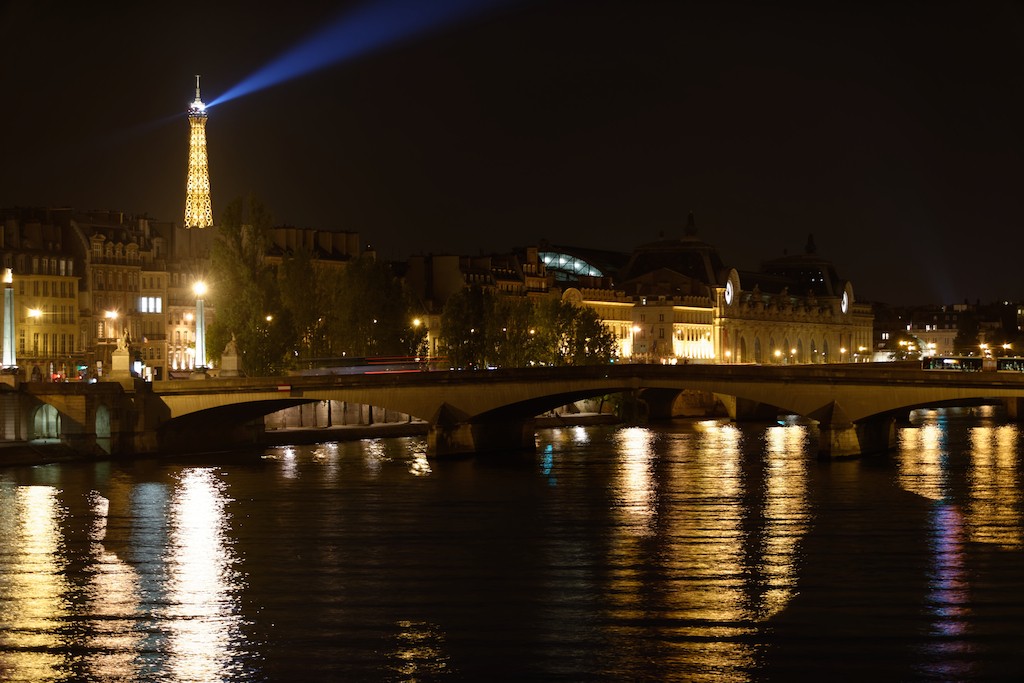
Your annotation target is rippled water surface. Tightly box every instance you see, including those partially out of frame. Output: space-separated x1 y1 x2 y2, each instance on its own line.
2 406 1023 681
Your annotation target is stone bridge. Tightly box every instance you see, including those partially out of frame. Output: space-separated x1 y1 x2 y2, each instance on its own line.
7 362 1024 459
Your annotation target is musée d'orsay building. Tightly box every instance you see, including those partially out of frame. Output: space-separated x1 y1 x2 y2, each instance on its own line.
408 213 873 367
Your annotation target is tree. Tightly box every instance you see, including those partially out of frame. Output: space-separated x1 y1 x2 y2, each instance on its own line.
568 305 618 365
207 195 290 376
531 298 575 366
279 246 330 364
486 296 536 367
439 286 490 369
328 257 423 358
440 292 618 369
531 298 618 366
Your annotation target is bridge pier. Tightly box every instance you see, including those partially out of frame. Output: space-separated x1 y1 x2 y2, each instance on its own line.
428 418 536 457
1004 398 1024 420
0 392 29 440
715 394 780 421
812 402 896 458
639 388 681 420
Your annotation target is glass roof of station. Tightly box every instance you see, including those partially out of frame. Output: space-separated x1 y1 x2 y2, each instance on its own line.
540 251 603 281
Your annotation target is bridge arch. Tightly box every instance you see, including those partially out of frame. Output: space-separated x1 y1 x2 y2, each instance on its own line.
31 404 60 441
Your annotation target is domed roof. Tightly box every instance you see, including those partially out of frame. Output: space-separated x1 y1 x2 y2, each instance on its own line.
618 212 726 287
760 234 844 297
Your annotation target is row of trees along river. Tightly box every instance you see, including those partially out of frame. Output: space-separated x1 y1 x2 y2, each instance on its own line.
204 196 618 376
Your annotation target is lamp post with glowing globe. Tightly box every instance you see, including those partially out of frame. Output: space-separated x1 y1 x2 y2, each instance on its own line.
2 269 15 372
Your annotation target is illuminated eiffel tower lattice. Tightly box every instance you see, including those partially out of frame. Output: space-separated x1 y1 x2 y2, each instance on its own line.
183 75 213 228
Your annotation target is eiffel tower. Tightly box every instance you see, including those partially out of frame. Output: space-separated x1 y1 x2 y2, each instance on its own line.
183 75 213 229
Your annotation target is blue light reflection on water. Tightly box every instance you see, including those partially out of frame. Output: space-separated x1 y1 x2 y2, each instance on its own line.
0 409 1023 680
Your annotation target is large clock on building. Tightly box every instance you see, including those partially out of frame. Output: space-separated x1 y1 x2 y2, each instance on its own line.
724 279 734 305
841 290 849 313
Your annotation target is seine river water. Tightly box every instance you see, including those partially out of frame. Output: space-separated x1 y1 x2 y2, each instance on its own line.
1 406 1023 682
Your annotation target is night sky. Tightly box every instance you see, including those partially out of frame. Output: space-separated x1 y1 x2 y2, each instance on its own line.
2 0 1023 306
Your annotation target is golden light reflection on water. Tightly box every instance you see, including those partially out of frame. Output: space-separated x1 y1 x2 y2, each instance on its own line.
312 442 341 481
386 620 452 679
280 446 298 479
612 427 657 536
664 420 754 681
898 418 948 500
967 424 1022 549
165 468 246 683
409 449 432 476
758 424 810 619
362 439 391 476
900 411 1023 548
0 484 71 680
604 427 661 674
83 490 144 682
603 421 811 681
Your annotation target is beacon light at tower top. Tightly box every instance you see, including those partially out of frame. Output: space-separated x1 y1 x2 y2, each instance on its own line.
189 74 206 115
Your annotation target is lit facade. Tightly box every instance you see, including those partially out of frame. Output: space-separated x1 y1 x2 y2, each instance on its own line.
0 213 84 380
15 260 81 380
139 266 168 379
167 269 201 375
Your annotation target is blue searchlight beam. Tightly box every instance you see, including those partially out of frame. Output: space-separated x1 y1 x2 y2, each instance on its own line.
207 0 520 108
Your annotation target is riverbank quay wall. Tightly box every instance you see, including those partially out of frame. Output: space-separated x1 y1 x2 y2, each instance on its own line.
11 363 1024 462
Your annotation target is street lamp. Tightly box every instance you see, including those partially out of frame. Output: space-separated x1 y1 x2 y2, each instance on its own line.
193 281 207 370
412 318 426 359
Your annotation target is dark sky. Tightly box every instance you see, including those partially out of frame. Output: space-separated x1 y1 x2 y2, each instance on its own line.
2 0 1023 306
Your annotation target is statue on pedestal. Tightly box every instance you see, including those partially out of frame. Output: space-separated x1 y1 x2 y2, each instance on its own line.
220 333 242 377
